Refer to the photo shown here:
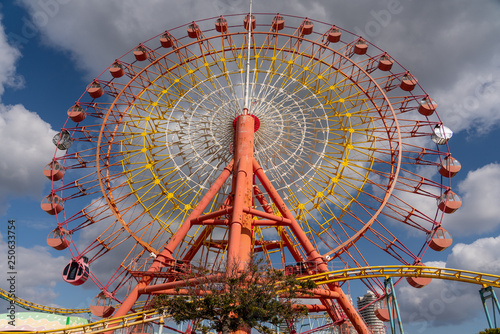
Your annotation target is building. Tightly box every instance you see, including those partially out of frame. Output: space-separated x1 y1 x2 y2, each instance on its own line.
356 291 386 334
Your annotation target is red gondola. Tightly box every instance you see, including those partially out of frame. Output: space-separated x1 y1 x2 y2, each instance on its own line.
418 97 437 116
378 55 394 71
87 81 103 98
159 32 173 48
400 74 418 91
109 61 125 78
438 190 462 214
90 292 115 318
354 39 368 55
244 14 256 30
215 17 228 33
374 298 390 322
43 160 65 181
134 46 148 61
187 23 201 39
272 15 285 31
47 228 71 250
406 262 432 288
439 156 461 178
41 194 64 215
429 227 453 251
62 257 89 286
327 27 341 43
300 20 313 35
67 104 86 122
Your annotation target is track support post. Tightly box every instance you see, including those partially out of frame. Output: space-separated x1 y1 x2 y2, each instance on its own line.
480 286 500 329
384 277 404 334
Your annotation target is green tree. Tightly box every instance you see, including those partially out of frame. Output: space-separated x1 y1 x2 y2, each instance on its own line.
478 329 500 334
152 259 316 334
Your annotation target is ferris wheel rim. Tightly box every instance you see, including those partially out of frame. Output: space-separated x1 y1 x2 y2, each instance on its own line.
44 14 457 308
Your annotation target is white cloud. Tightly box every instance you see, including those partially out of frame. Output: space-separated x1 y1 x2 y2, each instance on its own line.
18 0 227 76
398 236 500 329
0 104 57 214
0 13 57 214
447 236 500 274
17 0 500 137
444 163 500 236
398 278 478 330
0 232 66 306
0 10 68 312
0 13 23 96
14 0 358 77
345 0 500 136
434 67 500 135
425 260 446 268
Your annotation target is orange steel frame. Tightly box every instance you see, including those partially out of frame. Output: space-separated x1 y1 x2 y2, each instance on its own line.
110 111 370 334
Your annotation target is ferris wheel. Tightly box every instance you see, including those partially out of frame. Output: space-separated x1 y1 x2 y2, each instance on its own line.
42 12 461 333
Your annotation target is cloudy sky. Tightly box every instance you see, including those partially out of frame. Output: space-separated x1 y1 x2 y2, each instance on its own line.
0 1 500 333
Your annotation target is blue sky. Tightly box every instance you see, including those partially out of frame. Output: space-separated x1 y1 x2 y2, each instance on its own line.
0 1 500 333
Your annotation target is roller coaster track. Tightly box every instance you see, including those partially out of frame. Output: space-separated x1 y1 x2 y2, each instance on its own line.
2 265 499 333
0 288 90 314
0 289 146 315
305 265 500 288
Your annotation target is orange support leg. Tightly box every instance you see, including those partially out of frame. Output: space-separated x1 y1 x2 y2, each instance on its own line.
253 158 370 334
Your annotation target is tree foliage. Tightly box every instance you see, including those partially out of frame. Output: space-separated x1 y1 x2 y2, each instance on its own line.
152 260 316 334
478 329 500 334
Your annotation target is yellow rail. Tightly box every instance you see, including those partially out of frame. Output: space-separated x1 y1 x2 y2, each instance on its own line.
302 265 500 288
0 288 90 314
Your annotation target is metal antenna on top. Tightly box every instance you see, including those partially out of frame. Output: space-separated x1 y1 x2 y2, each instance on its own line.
243 0 253 114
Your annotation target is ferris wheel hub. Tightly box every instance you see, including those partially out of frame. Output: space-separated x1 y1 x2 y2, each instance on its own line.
233 114 260 132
